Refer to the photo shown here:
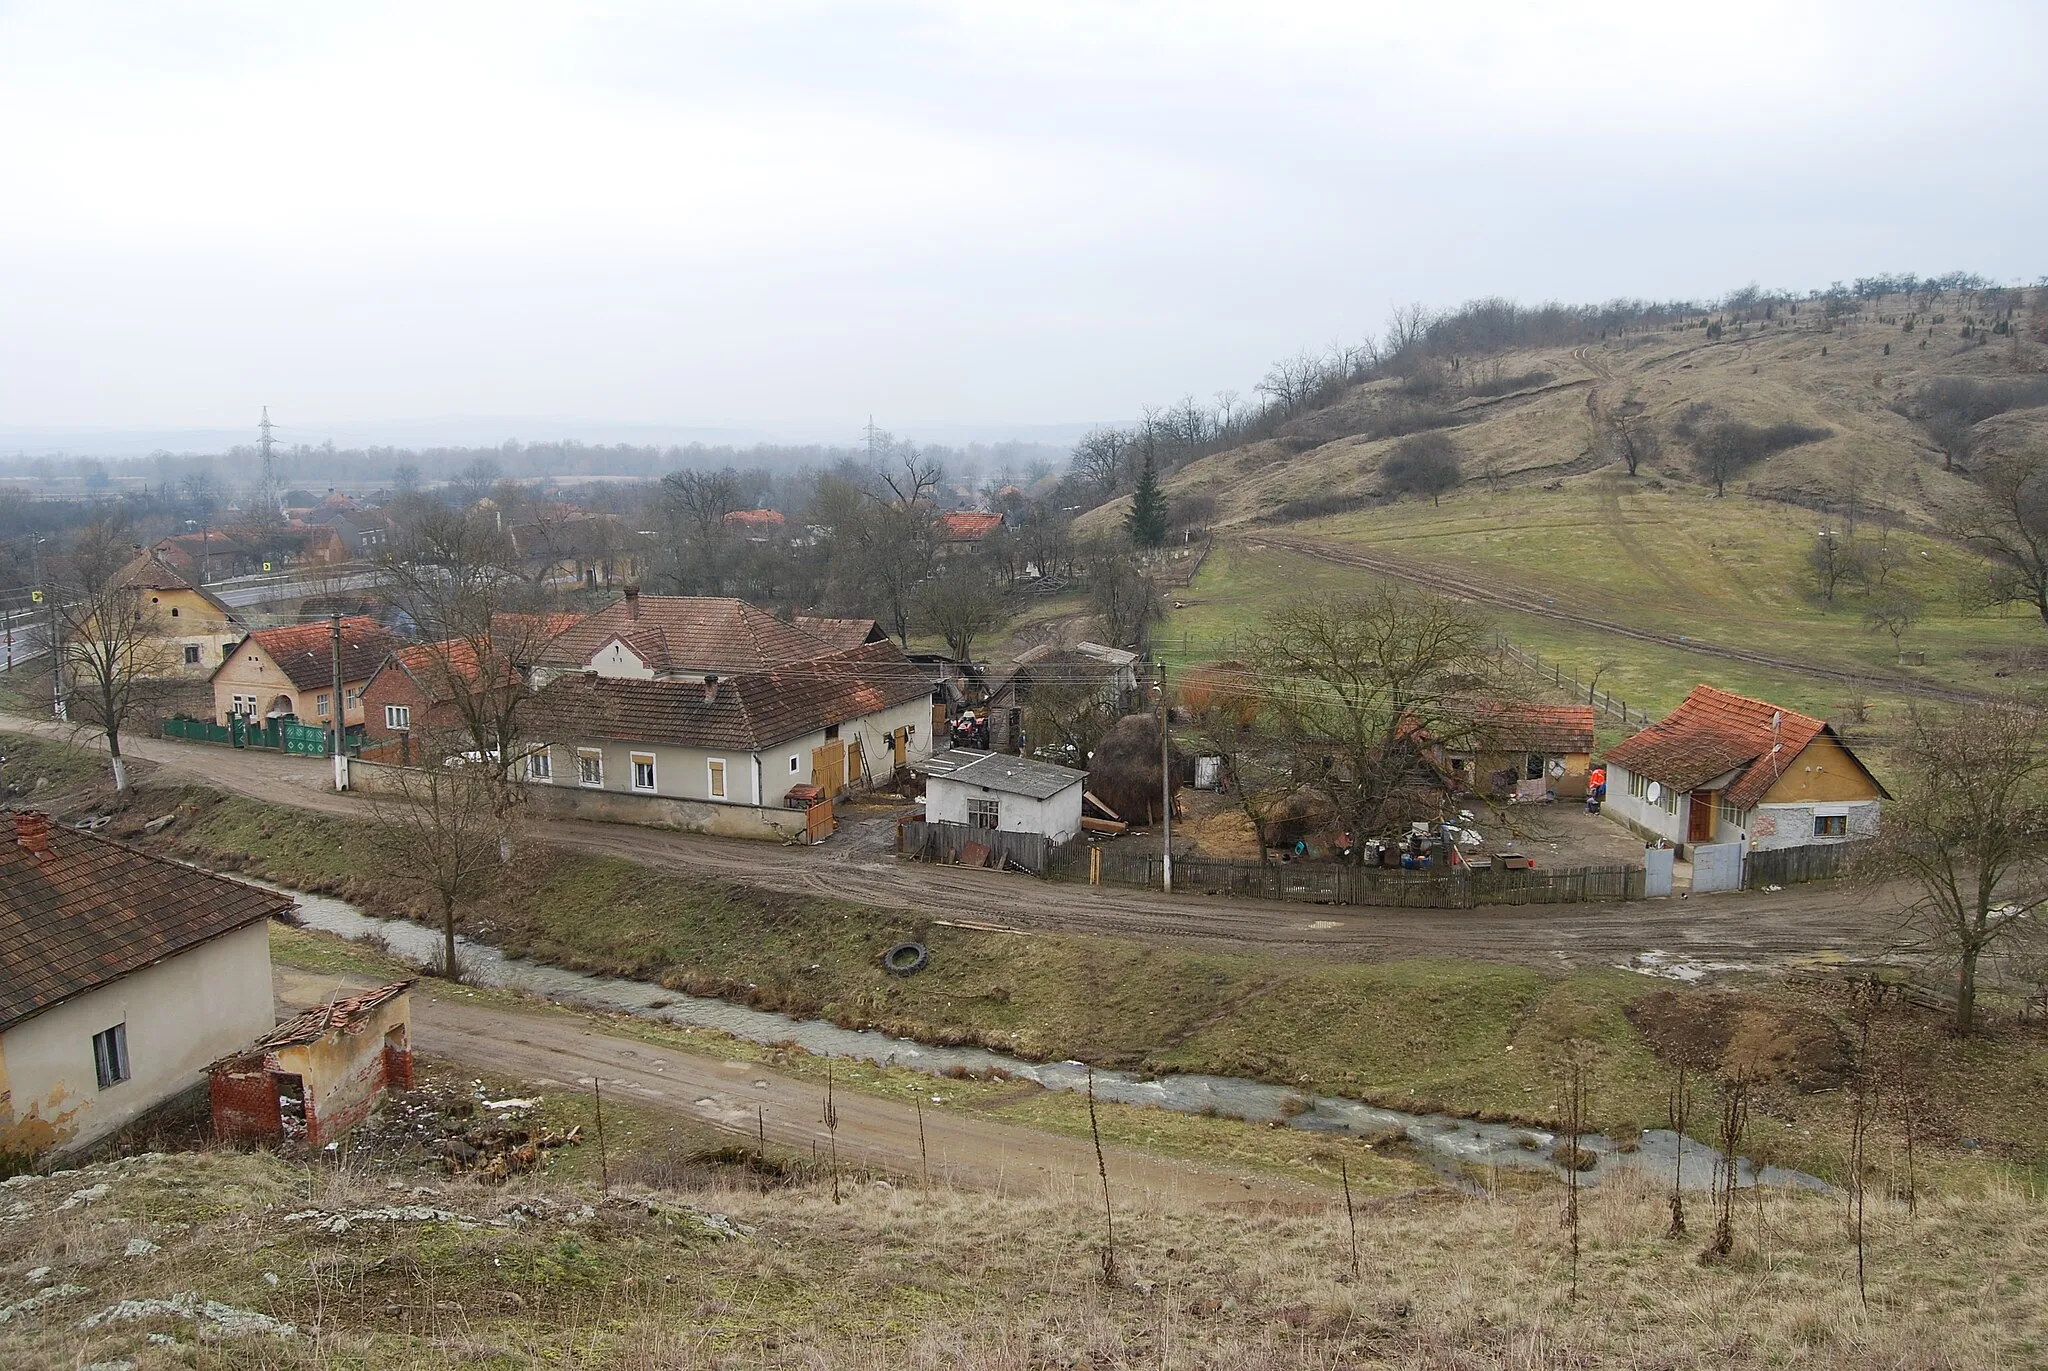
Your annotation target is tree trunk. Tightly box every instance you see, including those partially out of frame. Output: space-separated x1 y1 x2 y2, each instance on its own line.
442 894 461 984
108 733 129 793
1955 946 1978 1035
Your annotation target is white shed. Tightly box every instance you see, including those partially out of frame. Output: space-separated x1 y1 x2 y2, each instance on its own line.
919 748 1087 845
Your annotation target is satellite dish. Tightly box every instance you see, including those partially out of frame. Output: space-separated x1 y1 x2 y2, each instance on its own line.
1771 711 1782 729
1646 781 1662 803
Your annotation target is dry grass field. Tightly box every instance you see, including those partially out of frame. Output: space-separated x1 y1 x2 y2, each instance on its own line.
4 1144 2044 1369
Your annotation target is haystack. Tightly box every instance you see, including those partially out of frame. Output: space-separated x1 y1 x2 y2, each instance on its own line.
1087 714 1190 826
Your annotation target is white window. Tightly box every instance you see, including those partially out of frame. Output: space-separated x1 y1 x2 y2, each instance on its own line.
577 748 604 788
346 687 363 711
385 704 411 731
631 752 657 792
183 644 201 665
525 747 552 782
1814 813 1847 837
93 1023 130 1090
708 758 727 799
967 797 1000 830
315 693 331 717
789 755 800 773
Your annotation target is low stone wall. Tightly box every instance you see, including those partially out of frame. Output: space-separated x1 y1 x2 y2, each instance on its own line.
346 759 809 842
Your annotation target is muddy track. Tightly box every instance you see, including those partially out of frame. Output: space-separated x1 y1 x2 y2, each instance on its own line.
1243 533 1992 706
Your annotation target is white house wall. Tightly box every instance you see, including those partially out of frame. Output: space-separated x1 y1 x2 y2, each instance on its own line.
1 921 273 1155
1601 765 1683 846
926 777 1084 845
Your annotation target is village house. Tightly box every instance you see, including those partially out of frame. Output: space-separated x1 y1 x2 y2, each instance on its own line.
1444 702 1598 801
1 811 289 1159
507 511 651 589
1602 685 1887 854
722 508 789 542
359 639 516 760
935 510 1004 558
917 747 1087 845
524 640 937 831
98 549 246 677
534 591 883 687
209 981 414 1148
210 616 400 730
153 529 260 582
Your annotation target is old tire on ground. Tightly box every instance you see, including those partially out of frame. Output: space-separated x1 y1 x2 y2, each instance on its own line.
882 942 928 975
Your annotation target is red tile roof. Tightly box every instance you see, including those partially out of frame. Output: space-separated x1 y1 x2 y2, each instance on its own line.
1 819 292 1032
723 508 787 528
545 596 853 676
252 980 413 1052
937 511 1004 542
1605 684 1881 809
1471 702 1597 755
794 616 885 652
531 641 932 752
227 616 399 691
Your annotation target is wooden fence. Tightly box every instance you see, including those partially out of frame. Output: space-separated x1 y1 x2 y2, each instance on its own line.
1495 640 1656 730
1063 847 1644 908
1743 841 1867 890
897 819 1059 875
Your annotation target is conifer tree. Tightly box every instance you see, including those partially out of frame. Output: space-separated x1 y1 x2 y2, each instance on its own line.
1124 450 1168 548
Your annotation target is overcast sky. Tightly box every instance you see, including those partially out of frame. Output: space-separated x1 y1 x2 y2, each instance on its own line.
3 1 2043 447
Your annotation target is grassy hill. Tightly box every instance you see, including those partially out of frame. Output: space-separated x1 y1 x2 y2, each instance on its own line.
1113 287 2048 731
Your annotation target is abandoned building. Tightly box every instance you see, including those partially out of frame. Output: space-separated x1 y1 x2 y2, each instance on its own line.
1 811 289 1159
209 980 415 1148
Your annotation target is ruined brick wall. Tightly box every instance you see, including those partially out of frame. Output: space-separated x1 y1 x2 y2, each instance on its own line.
209 1067 282 1142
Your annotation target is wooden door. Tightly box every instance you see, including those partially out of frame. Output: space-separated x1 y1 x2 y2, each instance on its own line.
1688 791 1715 843
892 728 907 767
846 739 864 788
811 740 846 795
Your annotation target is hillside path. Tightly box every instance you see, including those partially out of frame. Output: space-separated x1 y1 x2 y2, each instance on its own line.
4 710 1909 967
1241 532 1991 705
275 967 1324 1210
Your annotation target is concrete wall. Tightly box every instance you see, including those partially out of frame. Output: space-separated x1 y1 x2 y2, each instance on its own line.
0 922 273 1156
1749 799 1881 851
926 776 1084 845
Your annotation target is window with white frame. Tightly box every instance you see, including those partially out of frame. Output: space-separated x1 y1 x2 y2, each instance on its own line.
93 1023 130 1089
1717 801 1749 832
524 747 552 782
346 687 363 711
631 752 657 792
183 644 201 665
385 704 410 731
708 758 727 799
315 693 331 717
577 748 604 787
967 797 1000 830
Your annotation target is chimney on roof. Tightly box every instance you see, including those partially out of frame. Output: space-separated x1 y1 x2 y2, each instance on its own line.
703 674 719 703
624 585 640 620
14 810 52 856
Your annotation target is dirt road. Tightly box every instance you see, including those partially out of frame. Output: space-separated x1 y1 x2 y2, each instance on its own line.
276 967 1323 1210
6 712 1905 965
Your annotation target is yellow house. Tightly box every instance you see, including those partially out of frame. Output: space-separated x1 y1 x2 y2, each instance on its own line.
209 616 399 727
103 551 245 678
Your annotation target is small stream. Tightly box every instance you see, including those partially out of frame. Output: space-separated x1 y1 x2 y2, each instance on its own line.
279 886 1828 1194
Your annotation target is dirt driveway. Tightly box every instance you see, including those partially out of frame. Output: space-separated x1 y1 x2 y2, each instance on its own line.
6 712 1908 967
276 967 1324 1211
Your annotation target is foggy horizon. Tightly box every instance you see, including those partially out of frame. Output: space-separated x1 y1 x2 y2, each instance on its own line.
5 1 2044 443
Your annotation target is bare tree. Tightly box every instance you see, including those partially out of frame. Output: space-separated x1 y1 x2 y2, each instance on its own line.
1183 672 1289 865
1251 588 1495 858
1084 540 1161 649
1809 530 1852 605
1069 428 1133 499
1953 448 2048 631
915 562 1011 662
1610 397 1662 477
1863 585 1923 660
1381 433 1462 505
656 468 744 595
55 522 180 793
366 763 512 982
1872 699 2048 1034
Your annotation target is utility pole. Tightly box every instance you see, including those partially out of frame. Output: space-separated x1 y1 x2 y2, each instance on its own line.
1158 657 1171 895
35 537 64 721
258 406 279 521
330 611 347 791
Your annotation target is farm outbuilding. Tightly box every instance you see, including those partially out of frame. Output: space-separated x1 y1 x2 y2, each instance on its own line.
918 748 1087 846
209 981 415 1148
1085 714 1189 827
